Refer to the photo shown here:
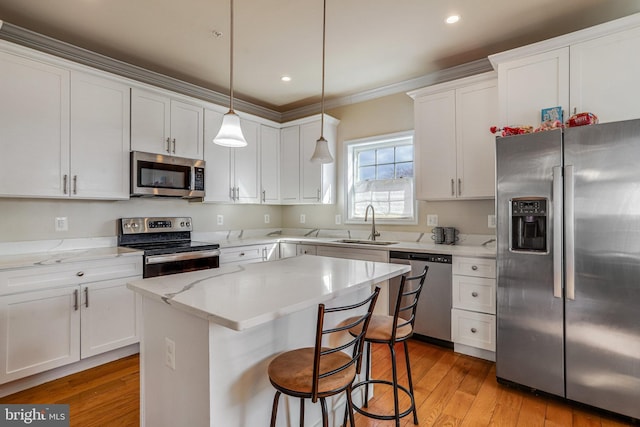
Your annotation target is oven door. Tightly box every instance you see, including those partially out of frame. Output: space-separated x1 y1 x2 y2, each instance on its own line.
144 249 220 278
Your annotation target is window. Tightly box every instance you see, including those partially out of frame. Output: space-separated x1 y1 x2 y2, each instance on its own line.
344 131 416 224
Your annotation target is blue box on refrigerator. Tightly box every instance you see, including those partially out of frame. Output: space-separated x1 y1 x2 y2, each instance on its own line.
541 106 563 123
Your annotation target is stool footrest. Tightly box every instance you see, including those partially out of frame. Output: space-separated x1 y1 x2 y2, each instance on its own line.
350 379 416 421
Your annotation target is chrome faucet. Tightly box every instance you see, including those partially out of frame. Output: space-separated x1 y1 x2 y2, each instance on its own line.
364 204 380 241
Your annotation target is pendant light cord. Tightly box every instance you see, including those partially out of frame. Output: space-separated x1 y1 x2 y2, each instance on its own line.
229 0 235 113
320 0 326 139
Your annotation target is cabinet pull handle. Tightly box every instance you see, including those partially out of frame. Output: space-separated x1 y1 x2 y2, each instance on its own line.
458 178 462 196
471 291 479 297
63 175 68 195
166 137 171 153
239 252 245 257
317 189 320 202
73 175 78 195
262 190 266 203
471 328 477 333
76 271 85 277
84 287 89 308
471 265 478 271
262 247 267 260
172 138 176 153
451 179 455 196
73 289 79 311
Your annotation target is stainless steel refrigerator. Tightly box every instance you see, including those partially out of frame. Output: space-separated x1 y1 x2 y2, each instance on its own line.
496 119 640 420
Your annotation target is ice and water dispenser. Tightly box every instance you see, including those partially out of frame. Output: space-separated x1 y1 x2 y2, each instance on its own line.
511 198 547 252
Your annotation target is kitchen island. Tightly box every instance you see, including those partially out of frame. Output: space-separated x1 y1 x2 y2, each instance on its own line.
127 255 410 427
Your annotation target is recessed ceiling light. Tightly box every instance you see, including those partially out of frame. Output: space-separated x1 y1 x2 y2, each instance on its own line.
281 76 292 82
446 15 460 24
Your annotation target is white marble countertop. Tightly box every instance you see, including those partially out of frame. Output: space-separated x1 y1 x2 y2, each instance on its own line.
0 246 142 271
127 255 411 331
212 236 496 259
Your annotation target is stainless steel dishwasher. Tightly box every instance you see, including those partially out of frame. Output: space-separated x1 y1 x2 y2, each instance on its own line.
389 251 453 346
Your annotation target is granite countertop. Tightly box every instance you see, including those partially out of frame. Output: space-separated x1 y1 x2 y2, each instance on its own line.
127 255 410 331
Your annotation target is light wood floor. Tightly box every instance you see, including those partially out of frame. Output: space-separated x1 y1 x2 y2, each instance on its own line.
0 340 633 426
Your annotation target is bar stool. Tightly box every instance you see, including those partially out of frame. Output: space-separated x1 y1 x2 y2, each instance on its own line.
344 266 428 426
267 287 380 427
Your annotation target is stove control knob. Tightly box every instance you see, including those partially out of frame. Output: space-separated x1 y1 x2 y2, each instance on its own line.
180 221 185 227
185 221 191 228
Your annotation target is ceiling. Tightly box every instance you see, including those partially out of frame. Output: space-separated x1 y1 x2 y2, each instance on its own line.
1 0 640 114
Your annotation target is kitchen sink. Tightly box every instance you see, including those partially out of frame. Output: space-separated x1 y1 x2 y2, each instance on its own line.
334 239 398 246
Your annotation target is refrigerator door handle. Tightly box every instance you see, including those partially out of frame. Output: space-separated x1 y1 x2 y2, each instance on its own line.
565 165 576 300
553 166 563 298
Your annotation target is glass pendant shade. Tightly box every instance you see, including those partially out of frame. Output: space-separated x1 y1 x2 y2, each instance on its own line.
213 110 247 147
310 135 333 163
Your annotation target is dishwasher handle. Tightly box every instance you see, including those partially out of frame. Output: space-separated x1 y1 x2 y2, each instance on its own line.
389 251 452 264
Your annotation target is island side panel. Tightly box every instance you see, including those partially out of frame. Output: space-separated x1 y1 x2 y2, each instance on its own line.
208 287 371 427
141 297 211 427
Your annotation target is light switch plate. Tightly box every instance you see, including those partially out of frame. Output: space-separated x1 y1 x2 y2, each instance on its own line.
488 214 496 228
217 215 224 225
335 214 342 225
426 214 438 226
300 214 306 224
264 214 270 224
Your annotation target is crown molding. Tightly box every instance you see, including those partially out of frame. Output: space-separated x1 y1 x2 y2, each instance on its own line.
281 58 493 122
0 20 493 123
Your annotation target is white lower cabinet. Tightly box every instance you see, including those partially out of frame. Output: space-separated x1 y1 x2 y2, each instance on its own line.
219 244 279 266
451 256 496 361
0 256 142 384
278 243 318 258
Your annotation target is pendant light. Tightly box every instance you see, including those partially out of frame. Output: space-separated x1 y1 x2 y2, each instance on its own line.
310 0 333 163
213 0 247 147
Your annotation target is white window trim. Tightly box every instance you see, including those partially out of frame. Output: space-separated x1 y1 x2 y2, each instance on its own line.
343 130 418 225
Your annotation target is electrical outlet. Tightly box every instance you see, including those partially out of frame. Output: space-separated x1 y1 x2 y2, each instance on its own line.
335 214 342 225
264 214 270 224
488 214 496 228
217 214 224 225
300 214 306 224
165 337 175 370
55 217 68 231
426 214 438 226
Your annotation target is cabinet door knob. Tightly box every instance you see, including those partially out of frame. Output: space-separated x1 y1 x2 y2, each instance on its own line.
471 328 477 333
76 271 85 277
471 291 479 297
471 265 478 271
239 252 245 256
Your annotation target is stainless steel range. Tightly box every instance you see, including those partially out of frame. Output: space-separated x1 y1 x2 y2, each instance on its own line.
117 217 220 278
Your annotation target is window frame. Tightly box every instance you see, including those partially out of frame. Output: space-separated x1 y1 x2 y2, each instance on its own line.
343 130 417 225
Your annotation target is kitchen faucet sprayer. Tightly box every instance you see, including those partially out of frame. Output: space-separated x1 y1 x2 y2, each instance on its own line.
364 204 380 241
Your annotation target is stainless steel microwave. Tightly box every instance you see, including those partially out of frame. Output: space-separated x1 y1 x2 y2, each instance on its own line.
131 151 205 198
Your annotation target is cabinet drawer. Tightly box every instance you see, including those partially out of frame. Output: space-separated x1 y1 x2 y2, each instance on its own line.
0 256 143 296
452 276 496 314
220 245 265 265
453 257 495 278
451 308 495 351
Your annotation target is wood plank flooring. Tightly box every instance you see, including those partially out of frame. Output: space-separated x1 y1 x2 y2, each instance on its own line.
0 340 634 426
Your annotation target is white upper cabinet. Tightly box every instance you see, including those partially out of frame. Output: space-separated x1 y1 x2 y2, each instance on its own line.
0 44 130 200
570 26 640 123
260 125 280 204
280 126 301 203
131 87 204 159
410 73 497 200
203 109 260 203
280 115 338 205
70 71 131 199
490 15 640 126
0 49 70 198
494 48 569 127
